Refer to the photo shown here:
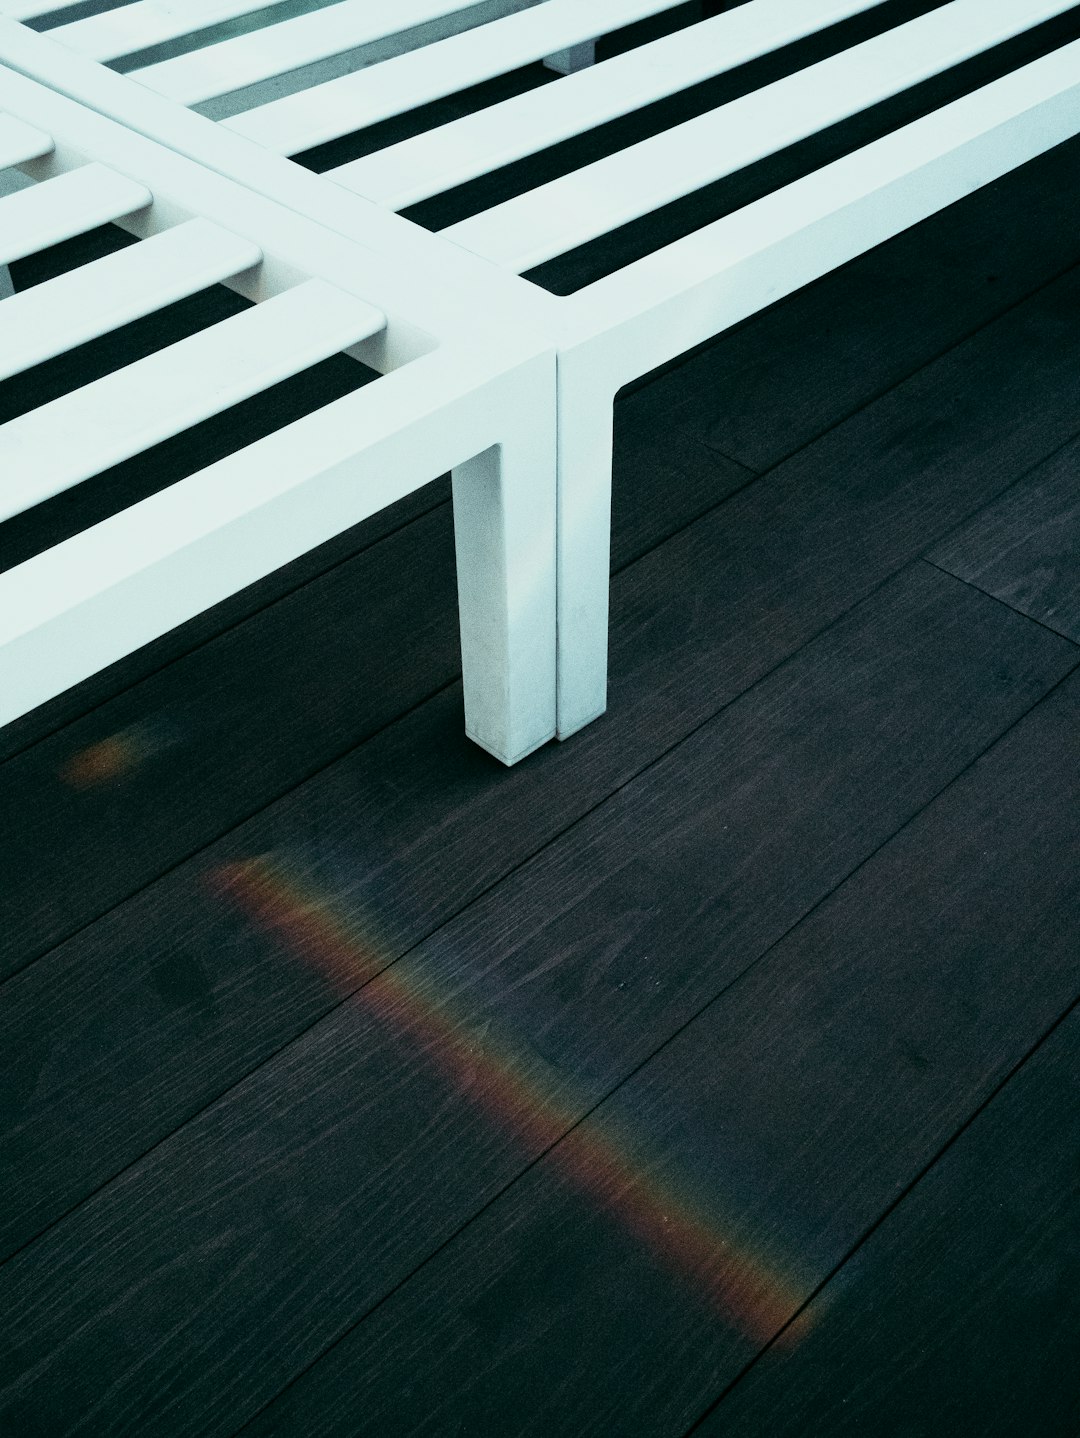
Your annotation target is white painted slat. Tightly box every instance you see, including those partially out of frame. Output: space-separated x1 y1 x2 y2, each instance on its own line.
0 162 151 264
130 0 494 106
576 39 1080 352
0 108 53 168
0 1 74 18
0 278 386 519
0 349 468 728
52 0 298 63
226 0 687 154
0 217 263 380
331 0 887 207
443 0 1078 271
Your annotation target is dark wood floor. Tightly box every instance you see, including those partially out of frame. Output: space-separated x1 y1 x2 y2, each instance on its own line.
3 101 1080 1438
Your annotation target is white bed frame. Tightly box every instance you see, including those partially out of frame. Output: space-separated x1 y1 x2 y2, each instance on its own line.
3 0 1079 739
0 64 558 765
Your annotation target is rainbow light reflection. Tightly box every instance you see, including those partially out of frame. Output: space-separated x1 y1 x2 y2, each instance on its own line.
60 719 179 788
211 854 805 1343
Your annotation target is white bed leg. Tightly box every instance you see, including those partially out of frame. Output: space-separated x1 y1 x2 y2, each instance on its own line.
554 365 614 740
451 360 558 766
543 41 596 75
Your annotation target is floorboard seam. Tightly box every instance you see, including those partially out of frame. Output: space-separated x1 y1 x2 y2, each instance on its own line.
8 558 1073 1291
914 424 1080 563
0 418 980 985
681 987 1080 1437
702 253 1080 478
0 673 461 986
218 662 1080 1436
921 557 1080 648
2 510 1033 994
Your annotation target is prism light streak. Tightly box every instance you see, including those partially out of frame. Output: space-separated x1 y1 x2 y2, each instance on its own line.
210 854 805 1343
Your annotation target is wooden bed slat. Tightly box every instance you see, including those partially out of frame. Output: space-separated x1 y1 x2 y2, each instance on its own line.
129 0 495 107
52 0 302 64
0 277 386 519
0 0 73 18
0 107 52 168
0 217 263 380
0 161 151 264
226 0 689 155
441 0 1077 271
329 0 887 208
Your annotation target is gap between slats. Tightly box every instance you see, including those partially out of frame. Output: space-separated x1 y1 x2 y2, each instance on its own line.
0 278 385 519
52 0 313 62
129 0 499 106
440 0 1077 271
0 218 263 380
225 0 691 154
0 108 53 169
0 162 151 265
327 0 888 209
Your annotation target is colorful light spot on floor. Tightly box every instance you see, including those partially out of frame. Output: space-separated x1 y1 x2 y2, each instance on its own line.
60 719 180 789
211 854 806 1344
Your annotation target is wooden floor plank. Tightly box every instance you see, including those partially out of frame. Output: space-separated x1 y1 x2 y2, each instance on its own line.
702 1005 1080 1438
4 240 1080 977
0 500 462 961
238 667 1080 1438
929 433 1080 644
10 556 1063 1261
5 225 1080 1240
0 565 1073 1433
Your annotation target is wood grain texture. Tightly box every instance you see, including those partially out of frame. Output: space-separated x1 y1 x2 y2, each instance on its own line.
4 244 1080 1270
1 15 1078 1435
704 1005 1080 1438
5 231 1080 978
0 564 1073 1434
240 667 1080 1438
929 434 1080 645
0 501 462 974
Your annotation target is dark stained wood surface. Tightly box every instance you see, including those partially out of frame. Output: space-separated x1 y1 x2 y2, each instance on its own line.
930 435 1080 644
702 1003 1080 1438
240 668 1080 1438
1 566 1075 1436
0 556 1072 1270
1 24 1079 1436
